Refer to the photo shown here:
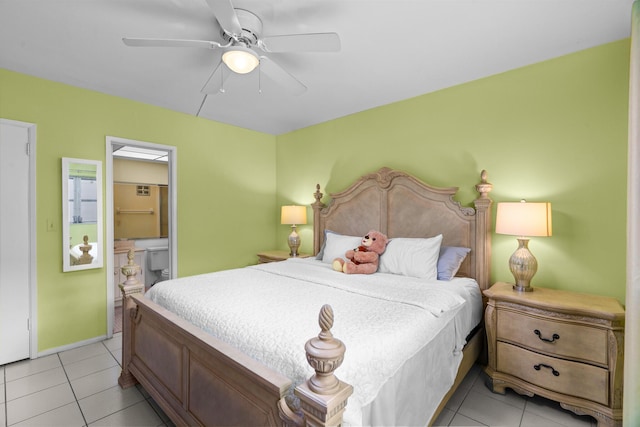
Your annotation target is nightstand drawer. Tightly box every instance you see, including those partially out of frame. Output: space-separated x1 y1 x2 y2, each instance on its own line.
497 342 609 405
497 309 608 366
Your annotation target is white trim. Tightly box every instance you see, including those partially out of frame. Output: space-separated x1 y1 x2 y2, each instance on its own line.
105 136 177 337
0 118 38 360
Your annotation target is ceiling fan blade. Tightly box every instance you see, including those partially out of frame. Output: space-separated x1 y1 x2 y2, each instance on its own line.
259 56 306 95
123 38 222 49
261 33 340 53
201 60 229 94
204 0 242 37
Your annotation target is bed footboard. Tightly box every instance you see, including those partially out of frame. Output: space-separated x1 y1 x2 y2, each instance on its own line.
117 250 352 426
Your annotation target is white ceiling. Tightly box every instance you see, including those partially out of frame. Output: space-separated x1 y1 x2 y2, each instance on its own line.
0 0 633 135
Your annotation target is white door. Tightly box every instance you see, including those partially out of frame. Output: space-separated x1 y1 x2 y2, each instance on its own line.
0 120 32 365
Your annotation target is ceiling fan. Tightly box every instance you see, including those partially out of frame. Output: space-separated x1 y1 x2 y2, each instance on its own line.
122 0 341 95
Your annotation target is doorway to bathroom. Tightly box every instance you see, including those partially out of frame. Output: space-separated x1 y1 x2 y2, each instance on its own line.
105 136 177 337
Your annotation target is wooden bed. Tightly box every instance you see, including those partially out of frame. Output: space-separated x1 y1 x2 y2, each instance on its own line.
118 167 493 426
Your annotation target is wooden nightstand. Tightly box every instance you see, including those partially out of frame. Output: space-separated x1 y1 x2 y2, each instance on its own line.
483 282 624 427
257 250 311 263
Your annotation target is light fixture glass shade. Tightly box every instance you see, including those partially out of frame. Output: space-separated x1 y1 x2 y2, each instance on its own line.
281 206 307 257
222 47 259 74
496 201 552 292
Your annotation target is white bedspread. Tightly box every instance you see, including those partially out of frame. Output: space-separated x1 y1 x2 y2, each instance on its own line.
146 258 482 425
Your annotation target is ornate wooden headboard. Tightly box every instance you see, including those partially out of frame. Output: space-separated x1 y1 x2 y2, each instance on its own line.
312 167 493 290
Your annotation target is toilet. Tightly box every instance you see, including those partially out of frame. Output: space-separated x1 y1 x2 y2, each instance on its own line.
146 246 169 286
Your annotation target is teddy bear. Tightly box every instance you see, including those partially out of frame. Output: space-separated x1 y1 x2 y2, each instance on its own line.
332 230 389 274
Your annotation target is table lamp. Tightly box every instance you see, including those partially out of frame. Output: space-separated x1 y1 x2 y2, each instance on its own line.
281 205 307 257
496 200 552 292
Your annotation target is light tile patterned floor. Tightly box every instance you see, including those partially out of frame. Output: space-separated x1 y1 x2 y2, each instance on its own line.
432 364 597 427
1 333 172 427
1 334 597 426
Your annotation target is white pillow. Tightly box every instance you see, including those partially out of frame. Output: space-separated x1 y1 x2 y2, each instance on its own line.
378 235 443 279
321 232 362 264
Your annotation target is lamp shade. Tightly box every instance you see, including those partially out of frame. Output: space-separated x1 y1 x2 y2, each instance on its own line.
496 201 552 237
281 205 307 225
222 46 259 74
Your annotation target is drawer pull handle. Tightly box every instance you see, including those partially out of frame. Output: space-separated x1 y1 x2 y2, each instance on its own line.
534 329 560 343
534 363 560 376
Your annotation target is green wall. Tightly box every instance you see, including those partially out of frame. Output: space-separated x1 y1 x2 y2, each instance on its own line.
0 38 629 353
0 69 277 352
276 39 629 303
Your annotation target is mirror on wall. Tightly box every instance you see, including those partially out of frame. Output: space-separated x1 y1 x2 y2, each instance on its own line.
114 183 168 239
62 158 103 272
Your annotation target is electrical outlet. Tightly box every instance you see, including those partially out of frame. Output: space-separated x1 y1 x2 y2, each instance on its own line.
46 219 55 232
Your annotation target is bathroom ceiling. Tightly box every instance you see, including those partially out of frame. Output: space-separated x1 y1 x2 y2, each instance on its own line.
0 0 633 135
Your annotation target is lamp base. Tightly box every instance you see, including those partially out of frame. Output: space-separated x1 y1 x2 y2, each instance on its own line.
509 238 538 292
288 225 301 257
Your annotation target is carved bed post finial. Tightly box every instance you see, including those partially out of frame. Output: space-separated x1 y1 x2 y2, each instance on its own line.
294 305 353 427
121 248 141 287
77 234 94 265
475 170 493 199
314 184 323 205
305 305 345 395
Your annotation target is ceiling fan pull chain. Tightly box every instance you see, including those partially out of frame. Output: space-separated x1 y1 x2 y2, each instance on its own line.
258 63 262 94
220 66 225 93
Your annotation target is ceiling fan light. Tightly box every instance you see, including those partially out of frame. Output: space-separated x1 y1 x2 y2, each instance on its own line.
222 47 259 74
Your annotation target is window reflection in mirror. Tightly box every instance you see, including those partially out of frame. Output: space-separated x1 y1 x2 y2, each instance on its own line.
62 158 103 271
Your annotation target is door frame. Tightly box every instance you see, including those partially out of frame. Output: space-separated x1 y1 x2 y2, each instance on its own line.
105 136 177 337
0 118 38 359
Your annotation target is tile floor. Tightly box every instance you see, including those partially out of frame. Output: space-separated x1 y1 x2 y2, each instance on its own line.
1 334 597 427
1 333 172 427
432 365 597 427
